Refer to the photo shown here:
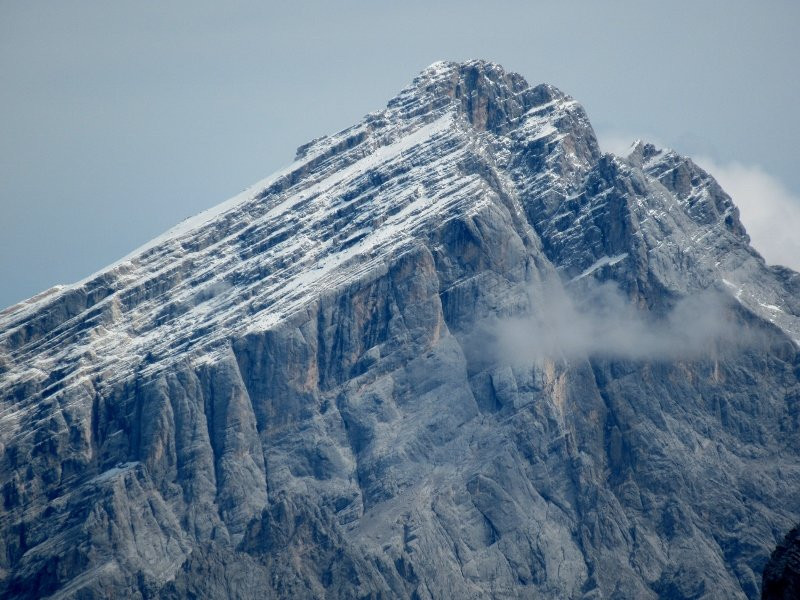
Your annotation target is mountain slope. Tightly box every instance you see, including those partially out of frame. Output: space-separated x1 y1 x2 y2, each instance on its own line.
1 60 799 599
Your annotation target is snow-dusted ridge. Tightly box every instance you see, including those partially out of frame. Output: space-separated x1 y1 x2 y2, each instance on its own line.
2 60 799 401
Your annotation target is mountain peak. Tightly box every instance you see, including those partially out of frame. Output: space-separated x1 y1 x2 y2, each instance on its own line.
386 59 567 133
1 62 798 599
626 139 664 164
417 59 523 87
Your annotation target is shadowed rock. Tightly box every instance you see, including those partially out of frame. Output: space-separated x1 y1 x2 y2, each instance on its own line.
762 524 800 600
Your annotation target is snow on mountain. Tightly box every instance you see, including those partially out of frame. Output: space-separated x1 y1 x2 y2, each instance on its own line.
0 60 799 599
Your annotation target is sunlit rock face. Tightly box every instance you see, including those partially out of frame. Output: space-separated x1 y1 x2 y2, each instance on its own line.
1 60 799 599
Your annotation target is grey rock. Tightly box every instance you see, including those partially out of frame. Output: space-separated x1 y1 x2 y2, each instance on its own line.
0 60 798 599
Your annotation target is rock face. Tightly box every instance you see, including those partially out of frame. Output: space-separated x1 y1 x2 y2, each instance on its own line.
762 525 800 600
0 60 799 599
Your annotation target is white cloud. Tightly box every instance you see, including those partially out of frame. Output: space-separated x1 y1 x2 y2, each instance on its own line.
695 157 800 272
468 283 764 364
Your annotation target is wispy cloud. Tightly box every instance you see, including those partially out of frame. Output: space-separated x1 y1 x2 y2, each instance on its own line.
471 283 759 364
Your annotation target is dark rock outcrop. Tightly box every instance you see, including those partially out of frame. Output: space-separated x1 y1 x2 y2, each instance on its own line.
762 525 800 600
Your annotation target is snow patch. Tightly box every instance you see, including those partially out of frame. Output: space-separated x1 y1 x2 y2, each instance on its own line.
570 254 629 282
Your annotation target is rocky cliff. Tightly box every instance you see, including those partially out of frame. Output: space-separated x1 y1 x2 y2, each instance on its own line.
1 60 799 599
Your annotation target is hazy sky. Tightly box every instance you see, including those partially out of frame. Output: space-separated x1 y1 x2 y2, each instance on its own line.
2 1 799 310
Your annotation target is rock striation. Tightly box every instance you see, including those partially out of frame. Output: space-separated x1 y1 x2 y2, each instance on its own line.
0 60 799 599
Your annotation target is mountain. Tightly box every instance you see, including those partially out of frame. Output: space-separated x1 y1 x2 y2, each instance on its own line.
1 60 799 599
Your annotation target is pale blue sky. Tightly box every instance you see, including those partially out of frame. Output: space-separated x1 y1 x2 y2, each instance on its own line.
2 1 799 309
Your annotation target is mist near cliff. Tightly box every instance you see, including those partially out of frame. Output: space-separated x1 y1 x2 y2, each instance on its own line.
479 282 759 364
